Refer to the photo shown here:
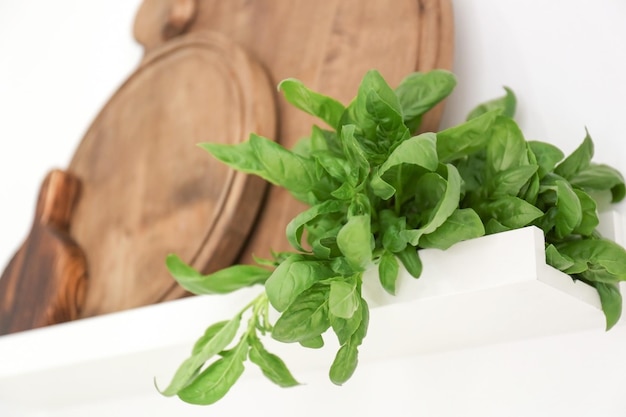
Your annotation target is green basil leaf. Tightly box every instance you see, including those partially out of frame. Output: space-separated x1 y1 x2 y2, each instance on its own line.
437 110 499 162
299 335 325 349
528 141 564 179
553 180 582 238
178 338 248 405
340 124 370 185
545 244 575 272
554 130 594 179
486 116 528 175
379 210 408 253
556 239 626 278
476 196 543 229
166 254 270 295
286 200 345 252
572 189 599 236
378 250 400 295
490 165 538 198
401 164 461 246
265 255 334 312
594 282 622 330
484 218 511 235
329 344 359 386
159 314 241 396
191 321 229 356
329 277 360 319
467 87 516 121
331 299 364 345
278 78 345 130
337 211 372 271
248 336 300 388
370 133 438 199
419 208 485 250
272 285 331 343
396 246 423 278
395 70 457 131
570 163 626 203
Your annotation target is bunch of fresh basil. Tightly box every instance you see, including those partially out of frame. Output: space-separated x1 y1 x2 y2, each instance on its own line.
158 70 626 405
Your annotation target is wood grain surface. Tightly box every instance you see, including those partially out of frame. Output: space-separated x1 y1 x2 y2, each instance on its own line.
0 170 86 335
181 0 455 264
68 32 276 316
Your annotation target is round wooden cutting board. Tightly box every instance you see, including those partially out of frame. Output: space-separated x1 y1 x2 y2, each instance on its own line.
68 32 276 317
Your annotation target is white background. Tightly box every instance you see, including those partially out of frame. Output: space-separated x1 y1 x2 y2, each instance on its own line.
1 1 626 416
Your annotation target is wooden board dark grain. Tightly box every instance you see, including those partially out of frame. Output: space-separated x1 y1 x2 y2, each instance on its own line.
68 32 276 316
0 170 86 335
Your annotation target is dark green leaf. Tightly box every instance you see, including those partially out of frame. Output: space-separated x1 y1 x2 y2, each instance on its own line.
553 180 582 238
467 87 516 120
490 165 538 198
178 338 248 405
166 254 270 295
594 282 622 330
570 163 626 203
378 250 400 295
486 116 528 175
379 210 408 253
484 218 511 235
528 141 564 179
279 78 345 129
401 164 461 245
272 285 331 343
572 189 599 236
419 209 485 250
396 246 423 278
554 131 594 179
556 239 626 279
248 336 300 387
476 196 543 229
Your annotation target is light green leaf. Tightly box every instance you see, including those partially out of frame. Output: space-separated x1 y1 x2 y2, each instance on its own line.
467 87 516 120
556 238 626 279
486 116 528 174
265 255 334 312
572 189 599 236
286 200 345 252
159 315 241 396
570 163 626 203
166 254 270 295
330 298 364 345
279 78 346 129
337 213 372 271
299 335 325 349
329 344 358 386
553 180 582 238
395 70 457 131
476 196 543 229
419 209 485 250
178 338 248 405
248 336 300 387
272 285 331 343
378 250 400 295
329 277 360 319
490 165 538 198
437 110 499 162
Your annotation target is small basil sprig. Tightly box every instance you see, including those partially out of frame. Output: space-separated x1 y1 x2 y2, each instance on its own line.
159 69 626 406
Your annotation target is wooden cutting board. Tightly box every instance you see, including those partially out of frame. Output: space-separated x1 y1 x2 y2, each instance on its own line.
1 0 453 322
182 0 455 264
68 32 277 317
0 170 87 335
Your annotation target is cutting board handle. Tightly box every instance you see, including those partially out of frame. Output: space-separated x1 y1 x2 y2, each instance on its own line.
0 169 87 335
133 0 198 54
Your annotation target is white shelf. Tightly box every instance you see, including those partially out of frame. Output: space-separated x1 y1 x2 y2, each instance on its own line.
0 221 619 415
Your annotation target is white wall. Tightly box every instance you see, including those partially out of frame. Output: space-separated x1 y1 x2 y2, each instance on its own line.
1 1 626 416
